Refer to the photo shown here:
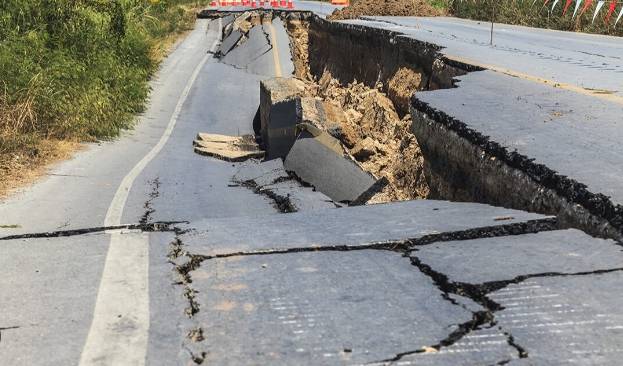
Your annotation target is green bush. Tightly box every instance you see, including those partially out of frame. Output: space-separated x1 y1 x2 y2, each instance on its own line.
450 0 623 37
0 0 205 158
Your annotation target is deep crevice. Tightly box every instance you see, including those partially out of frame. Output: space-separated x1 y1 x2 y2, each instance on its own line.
0 221 187 241
188 217 557 262
238 179 298 213
140 177 160 225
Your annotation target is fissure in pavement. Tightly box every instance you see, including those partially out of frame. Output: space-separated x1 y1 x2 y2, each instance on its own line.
0 221 185 241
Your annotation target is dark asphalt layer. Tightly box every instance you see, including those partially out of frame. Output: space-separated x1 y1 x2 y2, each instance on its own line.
414 70 623 206
2 6 623 366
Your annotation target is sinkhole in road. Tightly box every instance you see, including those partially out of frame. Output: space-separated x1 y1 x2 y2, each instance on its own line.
210 10 483 205
214 10 471 204
205 9 621 239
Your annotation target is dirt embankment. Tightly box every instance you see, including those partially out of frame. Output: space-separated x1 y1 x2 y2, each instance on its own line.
286 18 429 202
328 0 444 20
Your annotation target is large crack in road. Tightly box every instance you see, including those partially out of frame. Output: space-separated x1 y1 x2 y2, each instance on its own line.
173 212 559 364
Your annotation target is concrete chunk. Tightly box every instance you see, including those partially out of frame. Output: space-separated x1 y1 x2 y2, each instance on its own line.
193 133 264 162
284 126 376 203
216 29 242 57
259 77 306 159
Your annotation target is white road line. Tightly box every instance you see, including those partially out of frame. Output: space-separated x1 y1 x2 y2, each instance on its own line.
79 19 221 366
267 22 283 77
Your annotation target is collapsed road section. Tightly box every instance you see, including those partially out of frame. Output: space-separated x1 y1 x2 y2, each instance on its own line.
156 8 623 365
202 8 623 240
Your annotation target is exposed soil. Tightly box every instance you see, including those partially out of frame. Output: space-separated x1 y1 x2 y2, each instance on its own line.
307 71 430 202
328 0 444 20
285 20 312 80
286 15 429 202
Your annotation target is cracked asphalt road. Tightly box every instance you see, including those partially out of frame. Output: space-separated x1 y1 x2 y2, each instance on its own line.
1 6 623 366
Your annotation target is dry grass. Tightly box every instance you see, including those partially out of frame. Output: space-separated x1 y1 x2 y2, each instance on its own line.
0 139 81 199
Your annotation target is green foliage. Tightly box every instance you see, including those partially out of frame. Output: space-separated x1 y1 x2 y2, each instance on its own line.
449 0 623 37
0 0 204 147
427 0 452 11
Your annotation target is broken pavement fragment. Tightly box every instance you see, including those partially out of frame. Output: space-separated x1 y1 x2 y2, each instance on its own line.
232 159 338 212
284 123 379 203
215 29 242 57
193 133 264 162
259 77 307 159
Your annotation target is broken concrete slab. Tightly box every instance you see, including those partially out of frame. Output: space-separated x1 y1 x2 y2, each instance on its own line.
186 250 483 365
490 272 623 365
284 125 377 203
179 200 553 257
193 133 264 162
415 229 623 284
221 14 235 31
271 17 296 76
259 77 306 159
407 229 623 365
260 180 337 211
196 132 256 145
221 23 275 76
259 82 353 161
232 159 338 212
232 159 290 187
216 29 242 57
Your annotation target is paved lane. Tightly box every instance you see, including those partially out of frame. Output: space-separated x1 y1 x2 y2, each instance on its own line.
0 16 298 365
350 16 623 100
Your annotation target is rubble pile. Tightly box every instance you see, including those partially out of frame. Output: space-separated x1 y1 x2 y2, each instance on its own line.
302 71 429 202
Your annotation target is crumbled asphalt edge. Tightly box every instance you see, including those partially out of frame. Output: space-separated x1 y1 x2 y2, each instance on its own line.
295 10 623 239
177 217 557 364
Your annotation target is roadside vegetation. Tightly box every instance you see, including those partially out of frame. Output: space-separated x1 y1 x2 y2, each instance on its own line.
0 0 207 196
435 0 622 36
